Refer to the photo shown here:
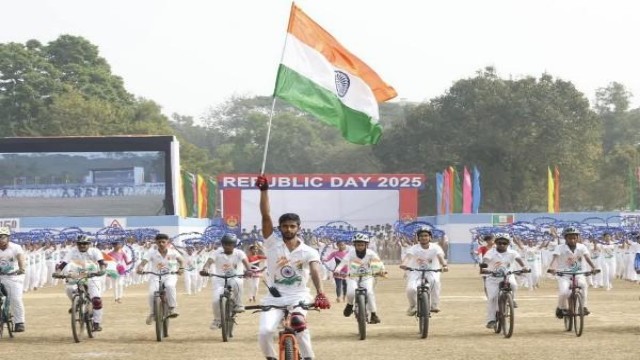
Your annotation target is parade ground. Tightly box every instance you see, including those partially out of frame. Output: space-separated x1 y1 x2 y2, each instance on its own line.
7 264 640 360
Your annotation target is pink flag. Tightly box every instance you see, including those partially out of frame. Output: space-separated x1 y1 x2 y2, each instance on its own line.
463 166 472 213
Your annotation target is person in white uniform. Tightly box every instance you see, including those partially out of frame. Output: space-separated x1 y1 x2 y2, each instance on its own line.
54 235 107 332
255 175 330 360
136 233 185 325
479 232 529 329
199 233 252 330
546 227 600 318
0 227 27 332
400 226 448 315
334 232 386 324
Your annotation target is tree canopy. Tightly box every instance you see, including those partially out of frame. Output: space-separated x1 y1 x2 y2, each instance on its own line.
2 36 639 214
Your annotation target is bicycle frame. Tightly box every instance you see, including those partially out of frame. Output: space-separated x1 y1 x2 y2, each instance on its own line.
246 302 317 360
205 273 244 342
404 267 442 339
53 273 95 343
143 271 177 342
485 269 529 338
556 270 593 337
0 282 12 339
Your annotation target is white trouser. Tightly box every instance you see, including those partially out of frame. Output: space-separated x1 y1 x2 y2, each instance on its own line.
47 262 58 286
346 277 377 313
147 274 177 314
485 276 517 323
183 270 198 295
65 278 103 323
113 276 125 300
258 294 313 359
248 276 260 299
405 272 441 309
0 275 25 323
557 275 588 309
212 278 243 321
602 257 616 289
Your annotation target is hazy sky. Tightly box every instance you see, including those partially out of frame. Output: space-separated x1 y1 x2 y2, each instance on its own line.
3 0 639 119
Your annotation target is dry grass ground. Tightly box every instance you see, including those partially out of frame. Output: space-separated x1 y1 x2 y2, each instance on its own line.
4 264 640 360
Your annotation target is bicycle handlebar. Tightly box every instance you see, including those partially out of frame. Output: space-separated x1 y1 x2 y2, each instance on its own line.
554 270 598 276
0 271 19 276
52 273 99 280
201 273 246 279
484 269 531 277
245 302 317 312
403 267 443 273
141 271 179 276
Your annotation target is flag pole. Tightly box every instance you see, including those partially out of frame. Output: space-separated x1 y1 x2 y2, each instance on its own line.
260 2 296 175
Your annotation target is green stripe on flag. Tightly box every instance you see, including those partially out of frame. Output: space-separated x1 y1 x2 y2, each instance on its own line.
274 64 382 145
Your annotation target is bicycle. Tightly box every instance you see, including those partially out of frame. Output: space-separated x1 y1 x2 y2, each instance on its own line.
554 270 597 337
200 272 245 342
246 301 318 360
485 268 530 338
142 271 178 342
52 272 98 343
0 270 17 339
403 267 443 339
350 269 385 340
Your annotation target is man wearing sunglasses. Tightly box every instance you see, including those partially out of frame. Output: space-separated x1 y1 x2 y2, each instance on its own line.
479 233 529 329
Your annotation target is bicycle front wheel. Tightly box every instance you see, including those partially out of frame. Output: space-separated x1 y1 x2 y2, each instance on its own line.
84 296 93 339
220 296 229 342
564 296 574 332
71 296 83 343
281 334 297 360
226 298 235 339
154 296 163 342
356 293 367 340
501 293 515 338
573 293 584 337
418 291 430 339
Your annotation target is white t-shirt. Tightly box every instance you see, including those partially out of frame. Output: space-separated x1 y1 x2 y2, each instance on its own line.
334 247 384 277
142 248 183 273
62 247 104 273
553 243 590 272
482 248 521 281
0 242 24 273
404 243 444 270
264 234 320 297
207 248 248 276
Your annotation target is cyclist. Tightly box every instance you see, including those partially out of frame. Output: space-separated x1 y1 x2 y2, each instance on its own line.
255 175 330 360
136 233 185 325
0 227 26 332
334 233 386 324
54 234 107 332
479 233 529 329
400 226 448 315
199 233 253 330
546 227 600 318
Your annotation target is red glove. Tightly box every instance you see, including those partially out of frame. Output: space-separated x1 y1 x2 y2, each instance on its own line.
314 293 331 309
255 175 269 191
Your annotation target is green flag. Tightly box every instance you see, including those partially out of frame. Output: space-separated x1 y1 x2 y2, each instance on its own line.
453 168 463 213
630 167 637 211
182 171 197 218
206 177 217 218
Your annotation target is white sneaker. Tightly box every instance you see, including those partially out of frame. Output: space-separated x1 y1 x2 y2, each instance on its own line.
210 319 221 330
406 306 417 316
146 314 154 325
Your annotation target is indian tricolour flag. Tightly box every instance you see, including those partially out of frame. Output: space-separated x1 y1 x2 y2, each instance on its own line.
274 4 397 145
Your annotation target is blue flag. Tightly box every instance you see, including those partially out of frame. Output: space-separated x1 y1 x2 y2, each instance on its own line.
472 166 481 213
436 172 444 215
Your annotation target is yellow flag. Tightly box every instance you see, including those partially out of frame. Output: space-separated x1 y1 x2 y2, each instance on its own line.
547 167 555 213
